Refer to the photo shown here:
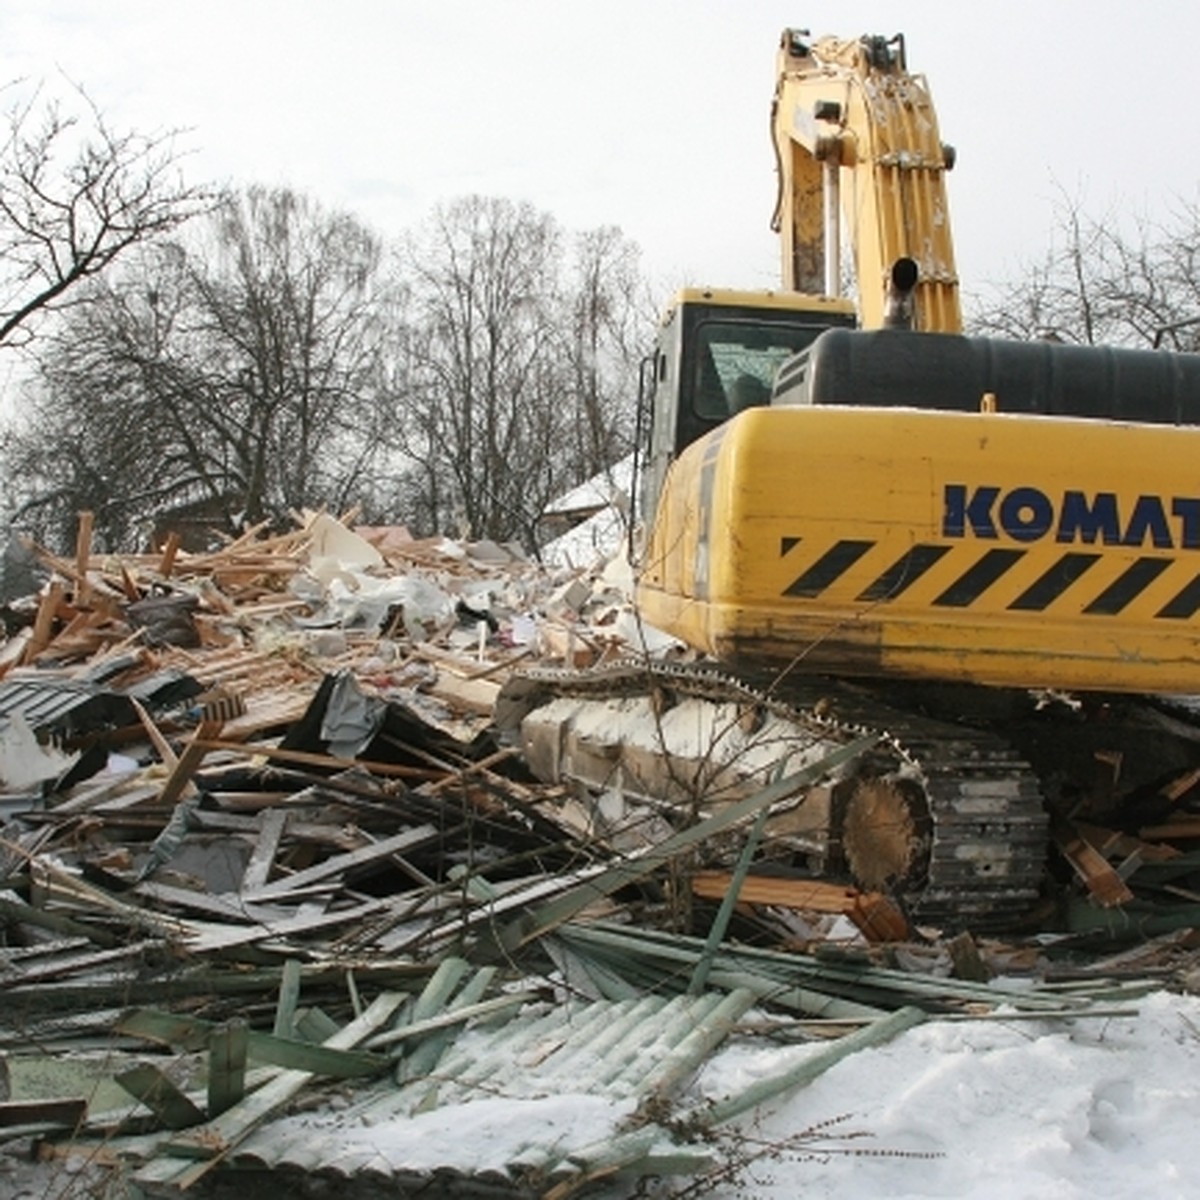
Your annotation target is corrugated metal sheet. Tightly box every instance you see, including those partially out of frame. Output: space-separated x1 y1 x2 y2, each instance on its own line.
0 673 113 732
0 668 195 736
216 990 755 1194
0 662 198 724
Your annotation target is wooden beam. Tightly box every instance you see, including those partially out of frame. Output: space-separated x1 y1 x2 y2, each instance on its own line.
20 539 125 617
115 1065 205 1130
207 1018 248 1117
158 530 182 579
1141 817 1200 840
22 579 65 663
129 696 179 770
0 1097 87 1129
119 563 142 601
1055 824 1135 907
193 737 440 780
73 510 94 606
690 870 909 942
1075 821 1180 864
1160 766 1200 804
158 718 224 807
240 808 288 894
242 824 440 901
946 931 993 982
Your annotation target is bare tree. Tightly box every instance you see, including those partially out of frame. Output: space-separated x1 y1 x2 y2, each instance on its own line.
2 246 194 550
394 197 646 543
183 187 395 523
970 192 1200 350
4 184 649 552
396 196 564 542
0 80 211 348
6 186 398 550
563 224 646 475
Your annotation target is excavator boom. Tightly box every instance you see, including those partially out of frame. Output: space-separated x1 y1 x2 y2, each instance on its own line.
771 29 961 332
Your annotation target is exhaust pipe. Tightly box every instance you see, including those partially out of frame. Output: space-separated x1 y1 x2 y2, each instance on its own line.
882 257 919 330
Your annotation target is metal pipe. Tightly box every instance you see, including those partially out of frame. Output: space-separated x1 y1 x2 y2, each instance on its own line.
823 159 841 296
883 256 919 329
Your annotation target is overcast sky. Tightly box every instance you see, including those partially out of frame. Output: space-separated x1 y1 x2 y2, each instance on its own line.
6 1 1199 311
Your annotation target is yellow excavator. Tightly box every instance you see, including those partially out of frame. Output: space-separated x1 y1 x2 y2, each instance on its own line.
507 30 1200 927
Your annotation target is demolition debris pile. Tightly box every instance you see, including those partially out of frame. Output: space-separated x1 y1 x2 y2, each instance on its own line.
0 511 1198 1198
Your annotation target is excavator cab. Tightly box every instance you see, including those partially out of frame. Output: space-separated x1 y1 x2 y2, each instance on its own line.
636 288 855 534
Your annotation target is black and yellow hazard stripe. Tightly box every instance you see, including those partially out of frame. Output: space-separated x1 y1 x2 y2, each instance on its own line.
780 538 1200 620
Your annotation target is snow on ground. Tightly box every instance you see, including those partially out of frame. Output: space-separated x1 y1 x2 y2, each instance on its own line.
664 989 1200 1200
218 989 1200 1199
3 992 1197 1199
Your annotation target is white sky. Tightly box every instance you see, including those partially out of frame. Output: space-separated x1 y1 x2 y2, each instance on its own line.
5 1 1200 310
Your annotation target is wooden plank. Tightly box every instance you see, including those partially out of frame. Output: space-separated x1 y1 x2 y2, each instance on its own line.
1160 766 1200 803
193 737 440 779
142 991 406 1183
158 530 182 579
131 881 294 925
22 539 125 613
946 931 993 982
187 803 291 828
1075 822 1181 864
692 870 909 942
191 808 362 850
1140 817 1200 840
852 892 912 943
158 718 224 807
0 893 119 949
424 745 523 796
691 871 860 913
0 1097 87 1129
239 808 288 894
116 1008 385 1078
22 579 65 663
0 938 163 989
73 509 94 606
242 824 440 901
428 669 501 715
273 959 303 1039
1055 825 1135 907
119 563 142 601
207 1018 248 1117
114 1064 205 1130
180 898 389 954
29 858 195 940
129 696 179 770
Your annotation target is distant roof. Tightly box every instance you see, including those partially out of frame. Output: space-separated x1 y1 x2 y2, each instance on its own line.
540 455 632 518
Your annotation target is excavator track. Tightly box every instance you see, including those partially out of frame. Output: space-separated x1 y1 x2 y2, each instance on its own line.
498 659 1049 928
817 686 1048 924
